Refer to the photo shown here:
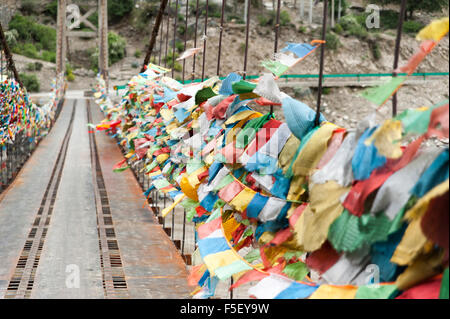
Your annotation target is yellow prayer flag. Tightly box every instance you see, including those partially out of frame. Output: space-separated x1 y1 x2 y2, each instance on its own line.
309 285 358 299
365 119 403 159
229 187 257 212
416 17 449 41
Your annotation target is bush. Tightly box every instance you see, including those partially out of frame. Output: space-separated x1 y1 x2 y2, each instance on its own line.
258 15 271 27
280 11 291 26
380 10 399 30
26 63 36 71
175 41 185 53
134 50 142 58
44 0 58 20
403 20 425 34
190 1 222 18
325 32 341 50
298 26 307 34
20 73 40 92
108 31 127 65
20 0 39 15
338 14 368 39
370 41 382 60
108 0 134 23
333 23 344 35
9 14 56 52
41 51 56 63
34 62 43 71
21 43 39 59
4 30 18 48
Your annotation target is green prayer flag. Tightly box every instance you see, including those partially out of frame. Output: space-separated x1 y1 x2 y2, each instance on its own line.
355 284 399 299
152 178 170 189
440 268 449 299
113 166 130 173
261 60 290 77
282 261 309 281
395 99 449 135
214 260 253 280
361 76 407 106
213 174 235 192
235 113 271 149
231 80 257 95
244 249 261 263
328 209 405 253
195 87 217 105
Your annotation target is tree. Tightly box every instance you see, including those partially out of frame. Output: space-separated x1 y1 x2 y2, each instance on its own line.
372 0 449 20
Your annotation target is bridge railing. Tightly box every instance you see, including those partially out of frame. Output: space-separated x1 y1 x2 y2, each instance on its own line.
1 97 65 193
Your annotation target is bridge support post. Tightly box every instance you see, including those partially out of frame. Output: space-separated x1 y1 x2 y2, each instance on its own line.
56 0 67 79
98 0 109 92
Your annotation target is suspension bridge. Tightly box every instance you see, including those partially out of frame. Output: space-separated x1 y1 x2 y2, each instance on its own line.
0 0 449 302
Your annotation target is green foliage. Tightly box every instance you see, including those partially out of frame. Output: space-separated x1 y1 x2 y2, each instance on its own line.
227 15 244 24
20 73 40 92
26 63 36 72
339 14 368 39
190 1 223 18
176 41 185 53
379 10 400 29
298 25 307 34
20 0 39 15
257 14 271 27
41 51 56 63
88 48 99 73
87 12 99 29
330 0 349 17
372 0 449 19
134 50 142 58
370 41 382 60
26 62 43 72
239 42 247 54
333 23 344 35
88 32 126 71
325 32 341 50
4 30 18 48
131 62 140 69
43 0 58 20
132 2 159 30
108 31 127 65
403 20 425 34
9 14 56 52
280 10 291 26
108 0 134 23
66 67 75 82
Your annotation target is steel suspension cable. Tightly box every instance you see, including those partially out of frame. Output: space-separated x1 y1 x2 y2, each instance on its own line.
216 0 226 76
392 0 408 117
242 0 251 80
182 0 189 83
172 0 179 78
0 22 22 87
314 0 328 127
271 0 282 114
159 6 165 65
192 0 200 80
142 0 169 72
201 0 209 81
164 0 172 68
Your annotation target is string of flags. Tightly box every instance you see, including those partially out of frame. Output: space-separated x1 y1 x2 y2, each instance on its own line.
1 76 64 147
92 18 449 299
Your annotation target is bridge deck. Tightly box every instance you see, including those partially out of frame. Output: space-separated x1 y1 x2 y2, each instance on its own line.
0 97 190 299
